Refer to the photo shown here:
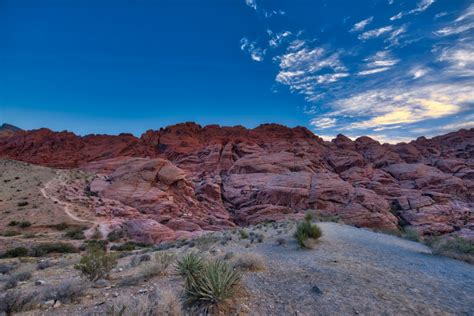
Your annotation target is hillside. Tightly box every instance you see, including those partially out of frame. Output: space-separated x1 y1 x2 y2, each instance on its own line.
0 123 472 243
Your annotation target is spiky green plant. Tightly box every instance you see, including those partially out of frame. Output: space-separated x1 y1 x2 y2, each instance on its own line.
185 260 241 304
175 252 205 284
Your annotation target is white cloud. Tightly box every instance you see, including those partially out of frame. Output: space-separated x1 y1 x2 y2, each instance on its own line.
409 0 435 14
240 37 266 62
268 31 292 48
390 0 435 21
245 0 257 11
410 67 429 79
390 12 403 21
358 51 399 75
357 67 391 75
365 50 399 67
350 17 374 32
275 44 348 101
331 83 473 130
455 4 474 22
310 117 337 129
438 42 474 77
358 26 394 40
435 4 474 36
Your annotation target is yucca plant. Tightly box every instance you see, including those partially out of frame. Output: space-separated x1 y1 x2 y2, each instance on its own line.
185 259 241 304
175 252 205 284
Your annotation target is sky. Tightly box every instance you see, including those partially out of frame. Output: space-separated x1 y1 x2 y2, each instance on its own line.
1 0 473 143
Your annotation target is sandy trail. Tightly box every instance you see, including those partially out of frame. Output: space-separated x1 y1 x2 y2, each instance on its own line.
236 222 474 315
40 174 109 237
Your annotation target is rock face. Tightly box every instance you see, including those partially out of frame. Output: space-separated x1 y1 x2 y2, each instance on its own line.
0 122 473 242
0 123 22 138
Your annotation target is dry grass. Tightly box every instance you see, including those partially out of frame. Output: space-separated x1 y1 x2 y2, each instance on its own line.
107 288 183 316
232 253 266 271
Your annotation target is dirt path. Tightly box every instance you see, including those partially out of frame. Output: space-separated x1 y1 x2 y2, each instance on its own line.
40 178 90 224
233 222 474 315
39 174 110 238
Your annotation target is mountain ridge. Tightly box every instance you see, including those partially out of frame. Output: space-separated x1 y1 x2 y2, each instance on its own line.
0 122 472 242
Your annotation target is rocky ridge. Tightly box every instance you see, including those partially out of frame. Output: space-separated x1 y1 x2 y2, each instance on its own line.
0 122 473 242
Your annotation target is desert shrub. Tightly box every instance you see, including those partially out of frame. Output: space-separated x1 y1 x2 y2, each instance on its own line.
0 264 14 275
1 230 21 237
65 227 86 240
107 229 124 242
45 280 87 304
107 289 182 316
138 252 176 280
22 232 36 239
18 221 31 228
2 247 29 258
17 202 28 207
37 261 54 270
31 242 78 257
3 277 18 290
403 227 421 242
175 253 205 284
111 241 149 251
294 214 322 249
239 229 249 239
118 275 144 287
276 237 287 246
7 221 18 227
184 259 241 304
81 239 108 251
75 244 117 281
50 222 70 231
13 271 32 282
91 228 103 240
233 253 266 271
0 290 40 314
193 234 219 251
430 237 474 264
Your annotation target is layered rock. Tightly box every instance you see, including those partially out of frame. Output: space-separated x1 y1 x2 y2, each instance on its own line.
0 123 473 242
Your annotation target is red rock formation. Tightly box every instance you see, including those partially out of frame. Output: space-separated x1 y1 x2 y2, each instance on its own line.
0 123 473 242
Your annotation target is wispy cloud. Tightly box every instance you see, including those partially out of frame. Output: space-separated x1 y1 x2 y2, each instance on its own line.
240 38 266 62
359 26 394 40
310 117 337 129
410 67 430 79
350 17 374 32
275 43 348 102
245 0 257 11
390 0 436 21
268 30 292 48
357 50 399 75
332 83 472 130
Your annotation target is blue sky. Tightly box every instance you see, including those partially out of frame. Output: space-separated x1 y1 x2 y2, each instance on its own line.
1 0 473 143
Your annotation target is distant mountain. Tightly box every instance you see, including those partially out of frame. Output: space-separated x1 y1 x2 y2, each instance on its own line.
0 123 23 138
0 122 472 242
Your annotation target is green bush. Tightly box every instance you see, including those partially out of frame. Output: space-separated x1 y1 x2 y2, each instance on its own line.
17 202 28 207
430 237 474 263
30 243 78 257
64 227 86 240
2 247 29 258
50 222 70 231
175 252 205 284
184 259 241 304
8 221 18 227
239 229 249 239
107 229 124 242
18 221 31 228
1 230 21 237
294 214 322 249
75 244 117 281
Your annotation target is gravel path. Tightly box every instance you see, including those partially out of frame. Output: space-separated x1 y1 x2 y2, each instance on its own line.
237 222 474 315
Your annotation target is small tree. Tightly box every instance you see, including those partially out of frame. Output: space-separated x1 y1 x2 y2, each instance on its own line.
75 244 117 281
